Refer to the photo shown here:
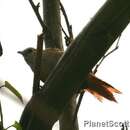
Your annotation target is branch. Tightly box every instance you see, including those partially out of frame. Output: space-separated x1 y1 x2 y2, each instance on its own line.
28 0 47 32
60 2 73 46
33 33 44 94
60 3 79 129
72 91 84 124
0 85 4 89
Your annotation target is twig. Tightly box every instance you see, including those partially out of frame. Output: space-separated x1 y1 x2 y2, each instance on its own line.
72 91 85 124
60 2 73 38
0 85 4 89
60 2 77 123
61 25 69 40
28 0 47 32
4 125 12 130
33 32 44 94
60 2 73 46
61 25 72 46
93 34 121 74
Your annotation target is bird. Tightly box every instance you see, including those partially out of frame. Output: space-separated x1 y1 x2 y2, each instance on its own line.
18 47 121 102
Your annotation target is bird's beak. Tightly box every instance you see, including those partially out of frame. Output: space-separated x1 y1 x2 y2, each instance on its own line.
17 51 23 55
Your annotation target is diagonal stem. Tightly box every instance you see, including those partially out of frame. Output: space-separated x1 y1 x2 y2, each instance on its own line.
93 34 122 74
60 2 73 46
28 0 47 32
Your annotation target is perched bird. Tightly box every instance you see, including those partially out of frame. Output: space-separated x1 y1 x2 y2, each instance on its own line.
18 48 121 102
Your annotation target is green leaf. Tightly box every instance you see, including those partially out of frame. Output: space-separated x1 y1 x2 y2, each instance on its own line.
5 81 23 103
12 121 22 130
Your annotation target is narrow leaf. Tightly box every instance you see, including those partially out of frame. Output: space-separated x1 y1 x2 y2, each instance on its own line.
5 81 23 103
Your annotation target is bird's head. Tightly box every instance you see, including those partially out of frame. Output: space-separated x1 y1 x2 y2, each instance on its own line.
18 47 36 57
18 47 36 70
18 47 63 82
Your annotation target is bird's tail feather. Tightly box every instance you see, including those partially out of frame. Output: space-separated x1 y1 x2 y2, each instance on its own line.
84 73 121 102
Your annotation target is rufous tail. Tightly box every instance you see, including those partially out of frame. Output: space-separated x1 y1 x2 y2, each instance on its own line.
84 73 121 102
